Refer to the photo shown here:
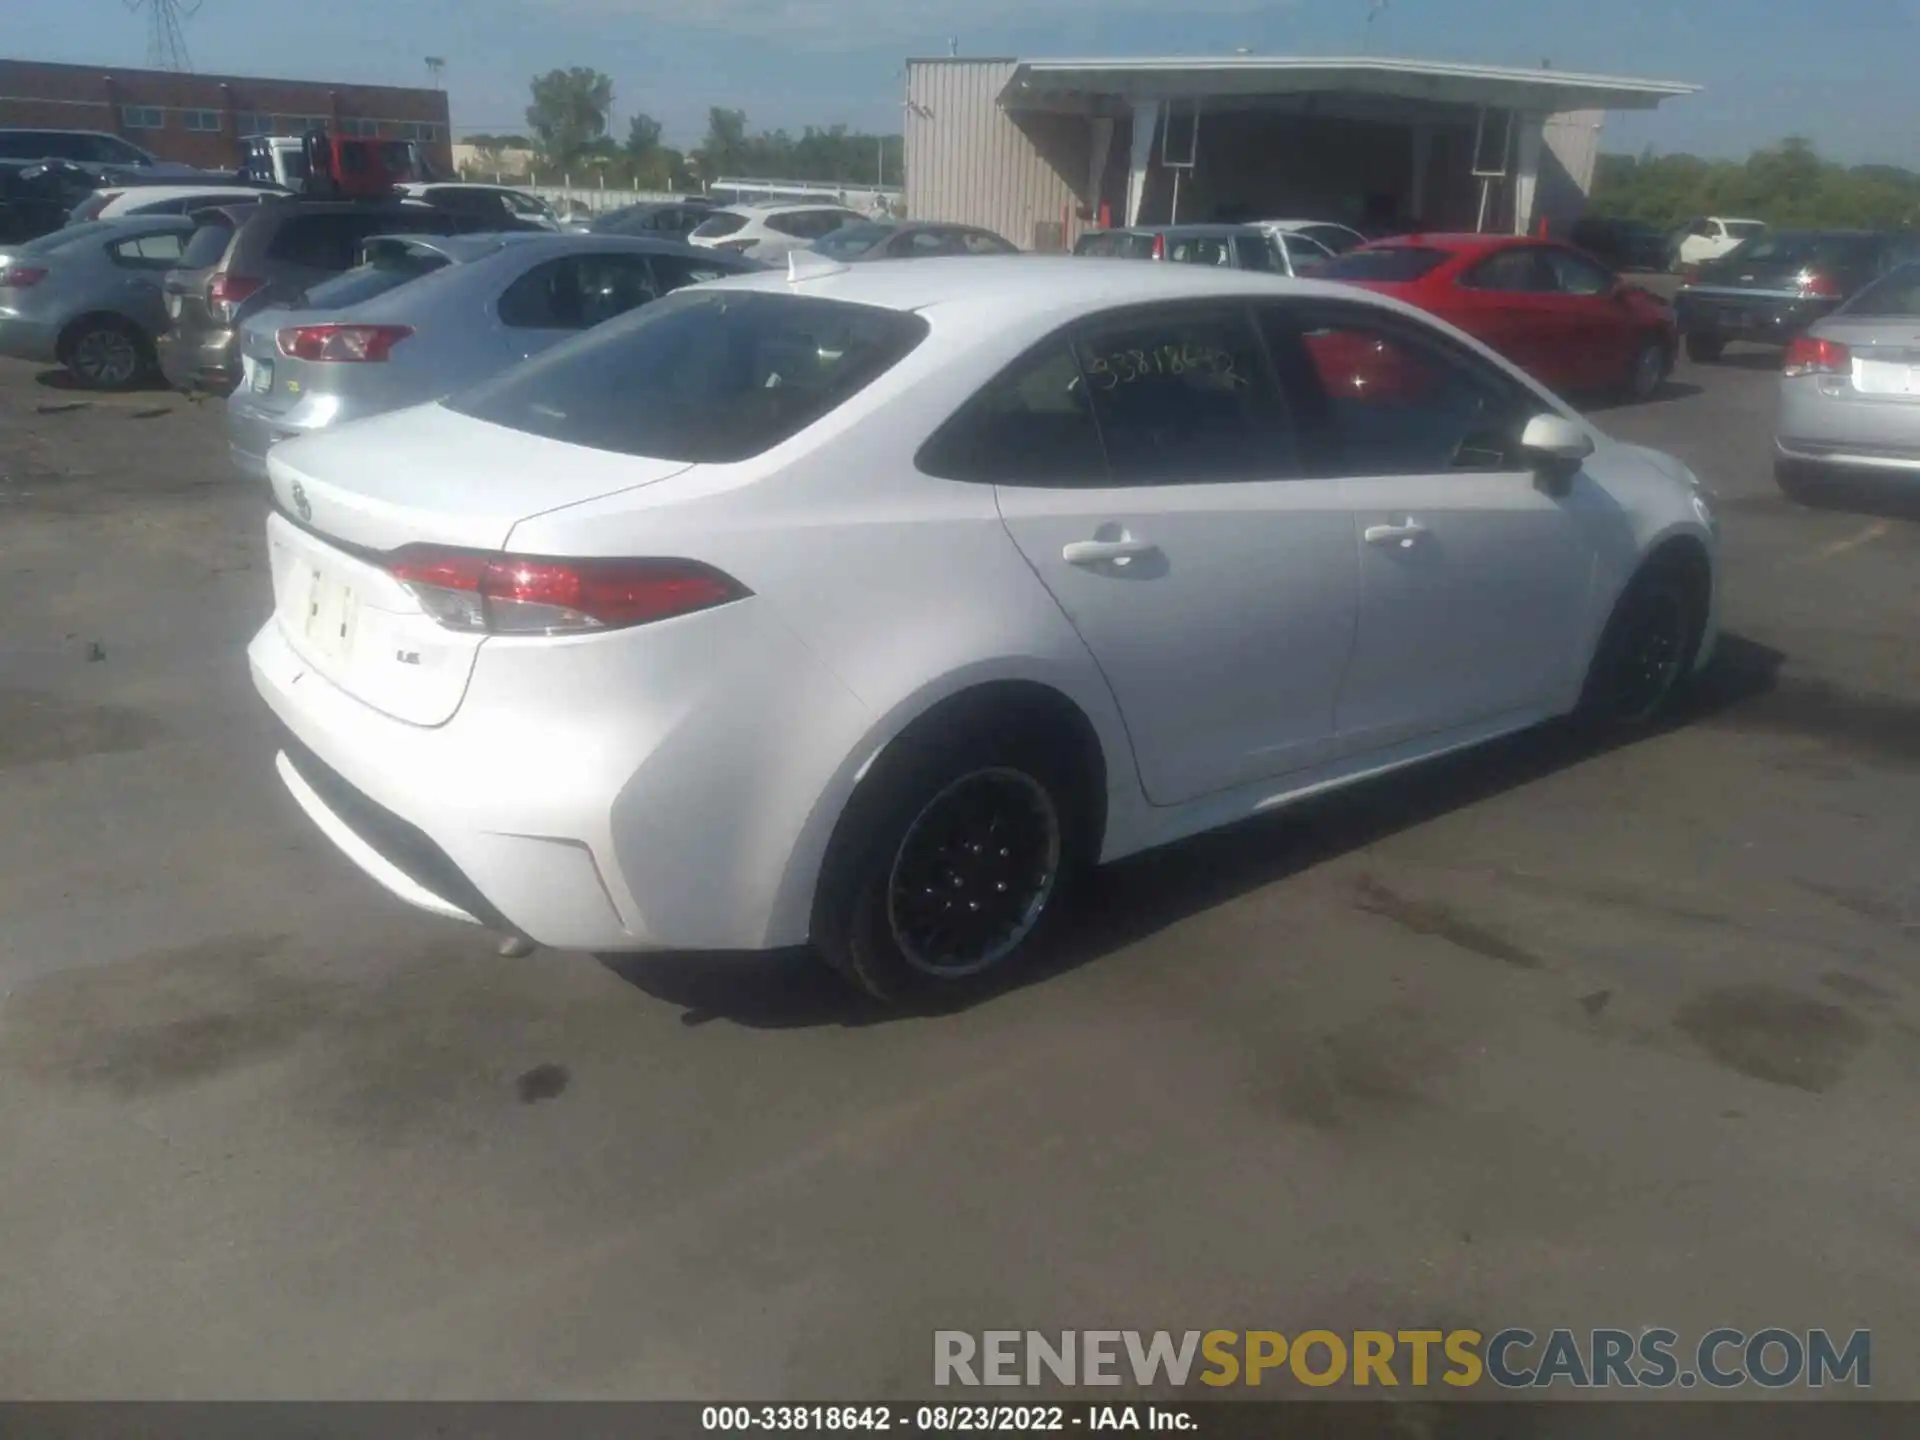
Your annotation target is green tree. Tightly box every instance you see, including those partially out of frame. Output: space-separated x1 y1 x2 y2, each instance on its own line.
1592 137 1918 231
626 112 663 159
525 67 614 164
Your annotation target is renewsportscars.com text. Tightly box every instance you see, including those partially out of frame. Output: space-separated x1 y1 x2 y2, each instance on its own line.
933 1329 1871 1390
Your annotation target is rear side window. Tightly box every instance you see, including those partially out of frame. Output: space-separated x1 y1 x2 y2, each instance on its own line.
447 289 929 462
691 213 747 239
268 213 440 270
917 343 1107 485
767 209 854 240
1460 248 1554 292
180 218 237 269
817 224 892 257
110 231 187 265
1166 236 1232 268
960 230 1014 255
1317 246 1450 283
1234 234 1278 272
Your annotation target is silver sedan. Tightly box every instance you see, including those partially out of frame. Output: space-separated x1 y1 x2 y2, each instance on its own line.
226 232 762 480
1776 261 1920 498
0 214 194 387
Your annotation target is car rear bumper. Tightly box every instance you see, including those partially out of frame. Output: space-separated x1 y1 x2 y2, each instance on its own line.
1675 291 1838 345
228 388 366 482
0 314 60 366
1777 381 1920 477
157 325 238 393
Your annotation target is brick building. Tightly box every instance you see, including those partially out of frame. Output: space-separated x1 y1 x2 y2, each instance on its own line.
0 57 452 172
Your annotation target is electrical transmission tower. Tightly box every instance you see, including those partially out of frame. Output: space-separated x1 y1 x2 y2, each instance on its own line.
126 0 200 72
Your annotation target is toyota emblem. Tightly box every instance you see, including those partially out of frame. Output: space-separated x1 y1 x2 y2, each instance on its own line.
291 481 312 523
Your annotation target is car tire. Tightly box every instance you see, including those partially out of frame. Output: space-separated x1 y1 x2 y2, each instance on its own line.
61 316 151 391
811 714 1095 1007
1623 337 1669 402
1576 554 1708 732
1684 332 1725 364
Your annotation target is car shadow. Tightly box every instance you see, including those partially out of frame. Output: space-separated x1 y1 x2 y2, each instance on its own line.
1583 379 1704 414
1693 350 1782 374
599 634 1787 1030
1785 473 1920 524
33 366 172 394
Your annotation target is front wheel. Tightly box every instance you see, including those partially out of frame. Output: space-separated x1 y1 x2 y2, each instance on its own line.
1577 559 1707 731
64 317 149 391
812 722 1091 1006
1684 332 1725 364
1623 338 1669 401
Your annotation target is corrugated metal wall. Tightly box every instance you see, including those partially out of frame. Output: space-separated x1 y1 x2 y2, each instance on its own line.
906 59 1088 250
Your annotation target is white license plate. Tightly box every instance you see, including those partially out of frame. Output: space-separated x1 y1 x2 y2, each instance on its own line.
246 355 274 393
166 293 182 319
303 567 359 665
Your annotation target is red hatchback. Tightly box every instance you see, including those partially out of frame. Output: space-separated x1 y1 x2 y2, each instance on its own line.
1316 234 1678 401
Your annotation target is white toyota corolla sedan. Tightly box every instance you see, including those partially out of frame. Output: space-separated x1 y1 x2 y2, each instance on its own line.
248 254 1719 1002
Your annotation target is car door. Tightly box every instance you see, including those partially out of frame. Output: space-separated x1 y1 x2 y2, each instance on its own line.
1260 298 1602 752
104 227 187 336
1448 246 1567 386
942 303 1359 804
494 250 661 360
1538 245 1635 391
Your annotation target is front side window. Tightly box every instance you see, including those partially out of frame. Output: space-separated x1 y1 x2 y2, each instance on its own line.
1261 301 1537 477
1317 246 1451 283
1073 308 1291 484
960 230 1014 255
691 212 748 240
1166 236 1231 268
496 253 660 329
1460 248 1554 293
1233 234 1278 272
1542 247 1615 296
448 290 929 462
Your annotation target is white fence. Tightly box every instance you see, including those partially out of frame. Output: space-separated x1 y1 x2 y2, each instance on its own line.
460 173 902 220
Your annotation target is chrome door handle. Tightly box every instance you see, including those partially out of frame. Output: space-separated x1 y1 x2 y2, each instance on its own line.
1364 520 1429 547
1062 538 1156 566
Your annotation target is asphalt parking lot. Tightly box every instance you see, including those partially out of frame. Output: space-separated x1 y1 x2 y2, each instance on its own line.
1 344 1917 1402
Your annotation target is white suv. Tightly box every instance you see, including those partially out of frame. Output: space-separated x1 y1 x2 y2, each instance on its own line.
1670 216 1768 269
689 202 864 262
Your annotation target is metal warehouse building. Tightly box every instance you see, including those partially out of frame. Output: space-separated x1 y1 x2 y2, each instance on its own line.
904 56 1699 251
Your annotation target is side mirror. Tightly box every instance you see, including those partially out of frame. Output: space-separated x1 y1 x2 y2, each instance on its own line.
1520 413 1593 496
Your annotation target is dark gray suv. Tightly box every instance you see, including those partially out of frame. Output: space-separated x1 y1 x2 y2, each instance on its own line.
157 198 482 394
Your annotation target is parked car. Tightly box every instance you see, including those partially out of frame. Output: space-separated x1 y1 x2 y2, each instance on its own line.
1073 223 1329 276
1317 234 1679 401
0 128 207 179
396 182 560 232
1254 218 1369 255
588 201 713 240
0 214 193 386
1569 216 1670 273
812 221 1017 260
67 183 286 225
1667 216 1767 271
687 202 864 262
227 233 759 479
249 257 1718 1003
1773 260 1920 500
158 197 485 395
0 159 104 244
1673 230 1920 362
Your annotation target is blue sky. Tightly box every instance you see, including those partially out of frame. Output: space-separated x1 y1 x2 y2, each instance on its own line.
14 0 1920 165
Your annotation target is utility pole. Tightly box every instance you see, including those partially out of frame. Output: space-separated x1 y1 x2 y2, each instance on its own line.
1361 0 1389 53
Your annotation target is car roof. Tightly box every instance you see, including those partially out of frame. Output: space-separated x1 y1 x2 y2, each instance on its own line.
725 200 861 215
1093 223 1262 237
103 184 269 203
1257 219 1356 230
1362 232 1540 255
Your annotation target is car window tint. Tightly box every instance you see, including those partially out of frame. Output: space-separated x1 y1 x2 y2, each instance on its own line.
268 214 382 270
1462 248 1554 292
1261 301 1536 478
1073 308 1292 484
1316 246 1450 282
1542 248 1614 296
1166 236 1232 267
691 212 748 239
447 290 929 463
111 231 186 264
1841 263 1920 317
303 250 452 308
960 230 1012 255
917 343 1107 486
817 224 891 257
1234 234 1278 272
896 229 956 256
497 253 660 329
647 253 740 293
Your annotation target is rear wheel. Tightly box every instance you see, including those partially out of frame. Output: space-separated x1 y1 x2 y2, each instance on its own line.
812 718 1092 1006
1684 331 1725 364
1577 557 1707 731
63 317 149 390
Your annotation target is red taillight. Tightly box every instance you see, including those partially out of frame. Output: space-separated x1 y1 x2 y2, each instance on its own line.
383 547 750 634
209 272 265 321
1151 233 1166 260
1782 335 1850 378
0 265 48 288
1799 271 1842 299
277 324 414 362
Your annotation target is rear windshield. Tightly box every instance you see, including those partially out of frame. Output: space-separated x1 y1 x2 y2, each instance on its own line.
1316 246 1451 282
1726 233 1878 268
179 218 237 269
445 289 930 463
691 213 748 239
299 248 455 309
815 223 892 257
1840 263 1920 317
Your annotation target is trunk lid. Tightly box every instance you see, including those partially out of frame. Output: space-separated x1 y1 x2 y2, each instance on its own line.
265 405 694 725
1813 319 1920 402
